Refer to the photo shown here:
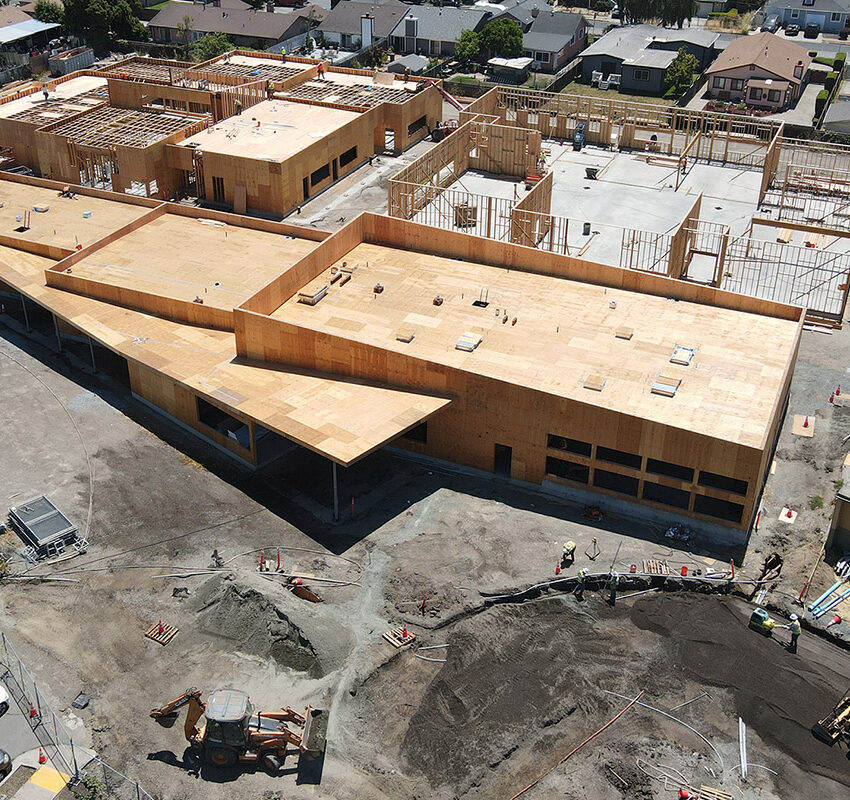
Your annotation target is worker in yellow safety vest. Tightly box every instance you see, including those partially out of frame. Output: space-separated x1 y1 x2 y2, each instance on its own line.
561 541 576 567
574 568 588 602
784 614 802 653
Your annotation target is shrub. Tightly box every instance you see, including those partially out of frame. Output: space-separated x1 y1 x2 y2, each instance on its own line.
816 88 829 117
826 71 838 91
810 495 824 510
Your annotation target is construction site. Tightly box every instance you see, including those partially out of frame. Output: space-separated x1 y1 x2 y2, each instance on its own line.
0 62 848 800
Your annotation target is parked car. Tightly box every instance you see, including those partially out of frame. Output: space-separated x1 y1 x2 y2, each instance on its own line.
761 13 781 32
804 21 821 38
785 23 800 36
0 749 11 780
0 685 9 717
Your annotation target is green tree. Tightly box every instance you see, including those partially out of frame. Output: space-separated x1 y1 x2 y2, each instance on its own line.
479 18 523 58
191 31 232 62
176 14 194 46
664 46 698 93
63 0 149 49
33 0 64 24
455 29 480 64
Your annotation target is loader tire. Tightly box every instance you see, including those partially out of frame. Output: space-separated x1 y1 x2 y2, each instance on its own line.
206 746 237 767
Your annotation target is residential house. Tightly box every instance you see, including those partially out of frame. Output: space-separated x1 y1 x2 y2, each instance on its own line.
388 7 490 57
580 24 718 94
522 12 587 74
489 0 554 30
317 0 408 51
705 31 811 109
149 0 322 50
766 0 850 34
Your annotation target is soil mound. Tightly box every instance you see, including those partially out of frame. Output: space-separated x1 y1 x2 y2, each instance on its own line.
630 594 850 787
194 579 322 676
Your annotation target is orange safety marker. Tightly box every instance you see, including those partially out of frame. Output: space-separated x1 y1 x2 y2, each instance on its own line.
803 415 809 428
830 393 835 404
827 614 842 629
157 619 165 635
786 507 794 518
28 701 38 719
555 562 561 575
38 748 46 765
838 385 842 396
401 624 408 639
259 549 265 571
276 548 280 571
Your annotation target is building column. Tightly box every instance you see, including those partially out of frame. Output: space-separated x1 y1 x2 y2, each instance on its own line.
332 461 339 522
20 293 29 332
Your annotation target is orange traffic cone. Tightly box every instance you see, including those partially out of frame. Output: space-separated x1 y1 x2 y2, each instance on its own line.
0 303 6 313
837 385 842 397
157 620 165 635
830 393 835 404
827 614 842 629
401 624 408 639
803 415 809 428
28 701 37 719
38 748 46 765
786 507 794 518
555 563 561 575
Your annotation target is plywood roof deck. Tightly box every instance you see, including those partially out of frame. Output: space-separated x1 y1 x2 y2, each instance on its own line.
201 54 313 83
64 214 318 311
272 242 801 448
0 182 150 249
178 100 359 160
45 105 201 149
0 236 446 465
0 76 108 122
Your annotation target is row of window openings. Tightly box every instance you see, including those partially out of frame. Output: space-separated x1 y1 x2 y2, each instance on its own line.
546 434 749 496
792 7 846 19
712 77 782 102
545 457 744 523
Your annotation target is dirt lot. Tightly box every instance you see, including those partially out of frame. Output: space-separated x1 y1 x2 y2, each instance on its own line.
1 320 849 800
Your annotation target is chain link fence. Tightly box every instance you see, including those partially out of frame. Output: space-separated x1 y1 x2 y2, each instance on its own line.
0 633 155 800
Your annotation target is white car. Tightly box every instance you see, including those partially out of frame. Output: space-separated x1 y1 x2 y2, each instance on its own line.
0 685 9 717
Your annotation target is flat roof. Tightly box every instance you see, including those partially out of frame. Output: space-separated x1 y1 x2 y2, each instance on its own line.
0 176 447 465
272 241 800 448
97 57 192 82
0 75 108 123
201 53 314 83
178 100 359 160
64 213 318 311
282 72 419 107
0 181 150 249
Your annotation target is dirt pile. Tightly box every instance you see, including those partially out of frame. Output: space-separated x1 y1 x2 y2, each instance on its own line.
194 578 322 676
630 594 850 788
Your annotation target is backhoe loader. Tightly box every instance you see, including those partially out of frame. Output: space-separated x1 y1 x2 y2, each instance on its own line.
150 687 326 771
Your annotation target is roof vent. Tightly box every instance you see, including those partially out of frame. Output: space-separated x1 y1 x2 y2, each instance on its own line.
615 326 633 340
651 375 681 397
297 284 328 306
396 329 415 343
455 331 482 352
583 374 606 392
670 345 694 366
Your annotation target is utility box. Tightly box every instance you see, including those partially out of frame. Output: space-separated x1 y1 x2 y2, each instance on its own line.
8 495 87 561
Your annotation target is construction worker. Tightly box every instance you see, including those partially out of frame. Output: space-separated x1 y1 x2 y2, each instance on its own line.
317 62 325 79
234 98 242 115
561 541 576 567
574 568 588 602
281 46 286 63
785 613 802 653
608 571 619 606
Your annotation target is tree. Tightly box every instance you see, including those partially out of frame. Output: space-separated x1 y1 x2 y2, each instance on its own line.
191 31 232 62
62 0 149 50
176 15 194 47
664 46 698 93
33 0 64 24
479 18 523 58
620 0 697 26
455 29 480 65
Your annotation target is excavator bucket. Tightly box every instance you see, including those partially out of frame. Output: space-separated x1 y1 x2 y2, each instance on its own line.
153 712 179 728
300 707 327 757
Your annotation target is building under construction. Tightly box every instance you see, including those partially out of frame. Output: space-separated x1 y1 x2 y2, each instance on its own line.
0 172 801 543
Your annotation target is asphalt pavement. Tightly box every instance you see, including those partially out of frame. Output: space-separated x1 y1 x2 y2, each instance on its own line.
0 682 40 760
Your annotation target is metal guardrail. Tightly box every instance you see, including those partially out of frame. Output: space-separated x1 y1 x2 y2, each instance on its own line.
0 633 155 800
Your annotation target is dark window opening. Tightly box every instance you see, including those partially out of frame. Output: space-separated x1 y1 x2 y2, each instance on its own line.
402 422 427 443
339 145 357 167
642 481 690 510
494 443 512 476
311 163 330 186
196 397 250 450
646 458 694 482
593 469 639 497
693 494 744 523
596 446 642 470
408 115 427 136
545 456 589 484
302 176 309 201
698 471 748 496
211 175 225 204
547 434 591 457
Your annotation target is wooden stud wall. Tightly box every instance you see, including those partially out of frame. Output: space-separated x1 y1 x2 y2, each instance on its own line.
668 194 703 279
509 171 553 247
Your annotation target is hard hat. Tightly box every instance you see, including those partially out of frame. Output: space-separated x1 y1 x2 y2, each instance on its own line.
612 571 619 578
564 540 576 550
790 613 798 621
